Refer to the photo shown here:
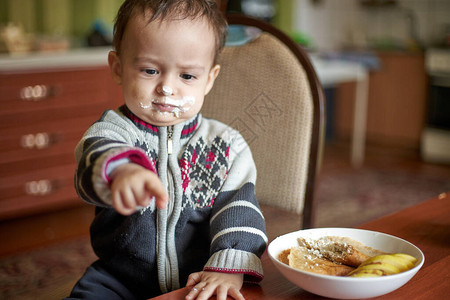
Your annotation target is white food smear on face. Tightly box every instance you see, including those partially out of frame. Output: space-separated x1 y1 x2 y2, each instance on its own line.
162 86 173 96
139 96 195 118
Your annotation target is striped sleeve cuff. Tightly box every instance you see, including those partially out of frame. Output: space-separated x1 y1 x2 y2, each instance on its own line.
203 249 264 283
92 148 156 205
102 148 157 183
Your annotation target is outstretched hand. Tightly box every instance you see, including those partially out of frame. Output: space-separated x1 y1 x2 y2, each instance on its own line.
110 163 168 215
185 271 244 300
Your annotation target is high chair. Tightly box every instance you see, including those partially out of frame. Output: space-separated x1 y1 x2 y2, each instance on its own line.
202 14 325 238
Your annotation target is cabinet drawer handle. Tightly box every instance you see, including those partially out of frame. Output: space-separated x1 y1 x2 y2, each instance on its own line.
20 132 51 149
25 180 53 196
20 85 58 101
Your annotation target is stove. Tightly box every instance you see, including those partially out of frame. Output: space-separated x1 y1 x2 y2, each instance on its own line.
422 48 450 164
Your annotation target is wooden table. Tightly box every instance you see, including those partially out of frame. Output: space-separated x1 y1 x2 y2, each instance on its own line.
153 192 450 299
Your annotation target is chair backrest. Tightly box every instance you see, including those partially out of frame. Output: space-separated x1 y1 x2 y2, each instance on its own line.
202 15 325 229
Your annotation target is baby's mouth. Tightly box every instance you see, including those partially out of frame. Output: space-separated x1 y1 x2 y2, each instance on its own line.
152 102 177 112
139 96 195 117
139 99 179 111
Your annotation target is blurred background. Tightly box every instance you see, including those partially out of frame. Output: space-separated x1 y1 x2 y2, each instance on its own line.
2 0 449 151
1 0 449 50
1 1 450 299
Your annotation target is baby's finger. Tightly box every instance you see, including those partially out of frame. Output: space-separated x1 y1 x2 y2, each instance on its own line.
186 272 202 287
185 285 207 300
185 286 198 300
112 191 135 215
134 189 151 207
228 287 245 300
118 187 137 212
155 195 168 209
215 285 228 300
131 183 145 200
145 181 169 209
119 188 136 210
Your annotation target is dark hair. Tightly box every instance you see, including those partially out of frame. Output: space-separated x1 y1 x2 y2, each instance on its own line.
113 0 228 64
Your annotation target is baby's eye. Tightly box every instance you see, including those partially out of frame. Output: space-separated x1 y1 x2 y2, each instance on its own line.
143 69 158 75
180 73 195 80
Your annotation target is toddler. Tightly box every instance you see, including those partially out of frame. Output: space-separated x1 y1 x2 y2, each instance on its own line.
67 0 267 299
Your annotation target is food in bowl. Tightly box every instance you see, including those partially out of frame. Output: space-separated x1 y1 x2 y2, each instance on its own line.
279 236 418 277
268 228 425 299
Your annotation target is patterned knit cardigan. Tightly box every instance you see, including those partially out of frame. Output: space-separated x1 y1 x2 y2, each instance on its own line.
74 105 267 298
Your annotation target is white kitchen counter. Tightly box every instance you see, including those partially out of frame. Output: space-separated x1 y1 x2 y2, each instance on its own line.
0 47 112 72
309 54 368 87
310 53 370 168
0 47 366 82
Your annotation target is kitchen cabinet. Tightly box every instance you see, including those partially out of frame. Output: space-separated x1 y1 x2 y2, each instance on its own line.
335 51 427 148
0 63 122 220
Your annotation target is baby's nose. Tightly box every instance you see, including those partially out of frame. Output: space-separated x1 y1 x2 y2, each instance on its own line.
161 86 173 96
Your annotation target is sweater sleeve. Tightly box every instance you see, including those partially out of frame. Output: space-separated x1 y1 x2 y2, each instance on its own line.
204 132 267 282
74 110 156 207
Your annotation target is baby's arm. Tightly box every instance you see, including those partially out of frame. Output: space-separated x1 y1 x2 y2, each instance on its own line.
110 163 168 215
74 109 167 209
185 271 244 300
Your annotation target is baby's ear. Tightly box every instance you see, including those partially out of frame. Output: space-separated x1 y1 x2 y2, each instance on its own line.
108 51 122 85
205 64 221 95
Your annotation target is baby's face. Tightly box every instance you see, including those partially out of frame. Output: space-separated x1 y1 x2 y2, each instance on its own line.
109 11 220 126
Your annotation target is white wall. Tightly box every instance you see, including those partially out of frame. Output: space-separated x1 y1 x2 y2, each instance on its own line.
292 0 450 51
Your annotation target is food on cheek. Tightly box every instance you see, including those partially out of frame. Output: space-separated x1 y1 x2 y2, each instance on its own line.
279 236 417 277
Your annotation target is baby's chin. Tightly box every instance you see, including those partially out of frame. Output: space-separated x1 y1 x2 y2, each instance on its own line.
134 108 191 127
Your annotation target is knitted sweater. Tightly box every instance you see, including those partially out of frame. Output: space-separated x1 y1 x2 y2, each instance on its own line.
74 105 267 298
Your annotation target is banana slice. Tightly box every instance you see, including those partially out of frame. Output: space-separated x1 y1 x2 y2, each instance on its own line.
347 253 417 277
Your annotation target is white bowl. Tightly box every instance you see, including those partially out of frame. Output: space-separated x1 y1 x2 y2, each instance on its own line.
268 228 424 299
